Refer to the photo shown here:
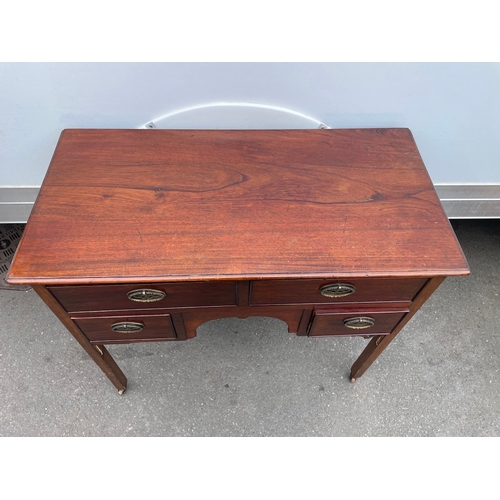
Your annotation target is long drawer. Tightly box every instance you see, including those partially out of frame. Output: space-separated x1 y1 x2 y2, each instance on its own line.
250 278 427 306
308 307 409 337
73 312 177 343
49 281 238 313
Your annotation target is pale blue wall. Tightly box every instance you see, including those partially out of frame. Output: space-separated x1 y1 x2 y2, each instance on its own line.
1 62 499 186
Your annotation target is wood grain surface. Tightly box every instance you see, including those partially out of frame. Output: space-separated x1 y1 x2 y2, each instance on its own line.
7 129 469 284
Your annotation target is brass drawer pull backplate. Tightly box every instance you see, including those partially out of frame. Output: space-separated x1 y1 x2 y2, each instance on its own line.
127 289 166 303
111 322 145 333
343 317 375 329
319 283 356 298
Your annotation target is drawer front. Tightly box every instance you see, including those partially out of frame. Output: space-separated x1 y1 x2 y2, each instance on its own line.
49 281 237 313
308 307 409 337
73 313 176 343
250 278 427 306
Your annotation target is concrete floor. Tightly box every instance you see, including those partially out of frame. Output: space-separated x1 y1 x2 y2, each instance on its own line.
0 219 499 436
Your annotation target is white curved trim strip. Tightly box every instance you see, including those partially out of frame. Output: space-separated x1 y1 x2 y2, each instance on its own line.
138 101 329 129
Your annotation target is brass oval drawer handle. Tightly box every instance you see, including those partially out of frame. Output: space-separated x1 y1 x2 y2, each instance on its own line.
343 317 375 329
319 283 356 298
110 321 145 333
127 289 166 303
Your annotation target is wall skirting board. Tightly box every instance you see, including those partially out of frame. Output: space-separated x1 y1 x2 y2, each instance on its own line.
0 188 39 223
434 185 500 219
1 185 500 223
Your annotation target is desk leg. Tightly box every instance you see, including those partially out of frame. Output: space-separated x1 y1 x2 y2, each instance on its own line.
33 285 128 394
349 277 445 381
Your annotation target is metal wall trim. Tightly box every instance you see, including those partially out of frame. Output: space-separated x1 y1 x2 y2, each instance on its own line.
0 187 39 223
435 184 500 219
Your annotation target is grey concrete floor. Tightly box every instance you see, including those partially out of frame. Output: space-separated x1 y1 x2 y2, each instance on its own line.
1 219 499 436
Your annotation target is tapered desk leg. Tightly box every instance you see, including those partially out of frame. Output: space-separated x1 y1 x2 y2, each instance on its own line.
349 276 446 381
33 286 127 394
350 333 398 381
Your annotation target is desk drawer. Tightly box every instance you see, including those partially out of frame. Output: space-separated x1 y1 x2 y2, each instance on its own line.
49 281 237 313
73 312 176 343
308 307 408 337
250 278 426 306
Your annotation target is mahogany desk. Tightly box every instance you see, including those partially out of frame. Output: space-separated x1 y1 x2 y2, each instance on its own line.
7 129 469 394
